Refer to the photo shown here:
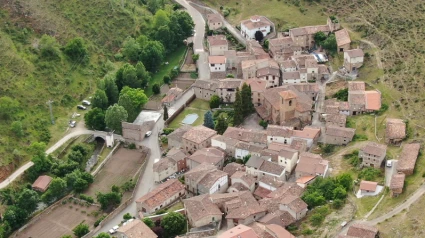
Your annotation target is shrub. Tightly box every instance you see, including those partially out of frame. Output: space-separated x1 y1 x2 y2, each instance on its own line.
358 167 381 181
94 215 106 227
163 75 171 85
163 128 175 135
333 88 348 101
123 213 132 220
259 120 268 129
209 95 220 109
128 143 136 149
152 84 160 94
79 194 94 204
353 134 368 141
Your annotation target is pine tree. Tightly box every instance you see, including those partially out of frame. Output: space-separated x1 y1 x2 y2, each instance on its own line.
233 88 244 126
163 105 169 121
215 115 228 135
203 111 215 129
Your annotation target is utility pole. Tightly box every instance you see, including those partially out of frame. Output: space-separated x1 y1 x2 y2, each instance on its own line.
47 100 55 125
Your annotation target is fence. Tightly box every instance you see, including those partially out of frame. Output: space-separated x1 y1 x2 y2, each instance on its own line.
82 147 151 238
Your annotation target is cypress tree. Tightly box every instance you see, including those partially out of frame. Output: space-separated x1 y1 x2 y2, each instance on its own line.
233 88 244 126
163 105 169 121
215 115 228 135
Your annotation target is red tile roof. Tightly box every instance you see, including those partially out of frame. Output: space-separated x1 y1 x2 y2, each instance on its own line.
365 91 381 110
136 179 185 210
32 175 53 192
359 180 378 192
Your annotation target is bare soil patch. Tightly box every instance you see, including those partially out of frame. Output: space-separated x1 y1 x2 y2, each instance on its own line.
326 80 347 98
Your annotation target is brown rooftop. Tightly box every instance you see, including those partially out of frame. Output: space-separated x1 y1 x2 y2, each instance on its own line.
345 49 364 58
219 224 259 238
348 81 365 92
223 127 267 145
361 142 387 157
166 148 186 162
153 158 174 173
209 55 226 64
207 35 228 46
279 90 297 100
259 160 285 176
244 78 268 92
198 169 228 188
241 15 272 30
136 179 185 210
359 181 378 192
267 125 294 137
282 71 301 80
290 25 330 37
184 194 222 221
397 143 421 174
280 60 297 69
207 13 222 23
325 114 347 125
346 223 379 238
188 147 225 166
335 28 351 46
257 67 280 77
192 79 218 91
168 125 192 142
231 171 256 187
117 219 157 238
296 152 329 176
218 78 243 89
225 192 266 220
386 118 406 139
183 125 217 144
266 224 295 238
223 162 245 176
259 210 295 228
365 91 381 110
390 173 405 190
325 125 355 138
32 175 53 192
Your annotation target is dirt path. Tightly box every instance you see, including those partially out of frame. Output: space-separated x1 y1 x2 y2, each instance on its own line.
360 39 383 69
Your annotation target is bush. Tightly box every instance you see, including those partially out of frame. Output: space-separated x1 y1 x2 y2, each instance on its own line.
358 167 381 181
155 209 167 215
163 128 175 135
161 137 168 144
123 213 132 220
128 143 136 149
259 120 268 129
353 134 368 141
333 88 348 101
163 75 171 85
333 199 344 209
209 95 220 109
152 84 160 94
79 194 94 204
310 213 325 226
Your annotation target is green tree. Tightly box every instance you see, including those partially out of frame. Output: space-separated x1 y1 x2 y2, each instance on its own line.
302 191 326 208
241 83 254 116
143 217 155 228
152 83 161 94
140 41 165 71
210 95 220 109
154 10 170 28
155 25 173 52
174 11 194 39
68 150 84 163
147 0 160 13
105 104 128 134
322 34 337 54
135 61 151 88
26 154 52 181
3 206 28 230
259 120 268 129
161 212 186 238
122 37 141 62
118 94 137 123
61 236 73 238
116 63 142 91
336 173 353 191
64 37 88 61
28 141 47 156
0 188 17 205
42 177 67 203
192 54 199 62
215 115 228 135
332 199 344 209
203 111 215 129
233 88 244 126
163 75 171 84
163 105 169 121
310 213 325 226
39 34 61 60
123 213 132 220
103 76 119 105
16 188 40 213
118 87 148 122
358 167 381 181
94 233 111 238
84 108 106 130
92 90 109 110
333 88 348 101
97 191 122 210
254 30 264 42
11 121 24 137
314 31 327 45
333 186 347 200
0 96 20 120
73 223 90 238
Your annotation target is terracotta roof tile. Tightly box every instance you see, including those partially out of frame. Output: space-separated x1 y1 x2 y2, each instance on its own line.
188 147 225 166
348 81 365 92
183 125 217 144
345 49 364 58
254 186 273 199
365 91 381 110
244 78 268 92
259 210 295 227
359 180 378 192
218 78 243 89
335 28 351 46
390 173 405 190
209 55 226 64
397 143 421 173
207 35 227 46
184 194 222 221
223 162 245 176
386 118 406 139
361 142 387 157
219 224 259 238
296 152 329 176
346 223 378 238
282 71 301 80
325 125 355 138
241 15 273 30
32 175 53 192
117 219 157 238
223 127 267 145
136 179 185 210
193 80 218 91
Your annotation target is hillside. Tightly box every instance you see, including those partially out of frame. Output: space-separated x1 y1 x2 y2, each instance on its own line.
0 0 153 180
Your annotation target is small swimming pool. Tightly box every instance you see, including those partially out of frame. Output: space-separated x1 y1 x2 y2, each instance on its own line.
182 113 199 125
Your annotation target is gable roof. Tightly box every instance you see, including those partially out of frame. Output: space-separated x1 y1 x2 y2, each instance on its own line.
397 143 421 173
207 35 227 46
296 152 329 176
346 223 378 238
184 194 222 221
225 192 266 220
218 78 243 89
219 224 259 238
244 78 268 92
265 224 295 238
335 28 351 46
359 180 378 192
345 49 364 58
365 91 381 110
198 170 228 189
231 171 256 187
361 142 387 157
136 179 185 210
223 127 267 145
223 162 245 176
325 125 355 139
166 148 186 162
390 173 405 190
259 210 295 228
267 125 293 137
188 147 225 166
241 15 273 30
192 80 218 91
117 219 157 238
207 13 222 23
32 175 53 192
246 155 265 169
386 118 406 139
168 125 192 142
183 125 217 144
153 158 175 173
282 71 301 80
209 55 226 64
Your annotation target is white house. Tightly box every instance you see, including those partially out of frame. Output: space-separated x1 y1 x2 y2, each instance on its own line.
282 71 302 84
209 55 226 72
240 15 272 40
208 175 229 194
280 60 297 72
267 125 294 145
344 49 364 72
235 142 266 159
278 148 299 173
245 156 286 181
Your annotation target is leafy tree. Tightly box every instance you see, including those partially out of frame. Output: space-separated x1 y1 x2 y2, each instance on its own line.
118 87 148 122
0 188 17 205
215 115 228 135
322 34 337 54
302 191 326 208
39 34 61 60
3 206 28 230
103 76 119 105
16 188 40 213
97 191 122 210
333 186 347 200
26 154 52 181
155 25 173 52
154 10 170 28
94 233 111 238
11 121 24 137
121 180 136 192
174 11 194 39
68 150 84 163
192 54 199 62
84 108 106 130
333 88 348 101
28 141 47 156
254 31 264 42
122 37 141 62
233 88 244 126
92 90 109 110
105 104 128 134
314 31 327 45
241 83 254 116
163 75 171 85
152 83 161 94
163 105 169 121
73 223 90 238
65 169 94 192
358 167 381 181
123 213 132 220
147 0 160 13
73 178 89 193
116 63 142 91
333 199 344 209
210 95 220 109
161 212 186 238
52 160 79 177
42 177 67 203
263 39 269 49
259 120 268 129
242 155 251 164
118 94 137 123
204 111 215 129
143 217 155 228
336 173 353 191
310 213 325 226
170 67 180 79
0 96 20 120
64 37 88 61
135 62 151 88
140 41 165 71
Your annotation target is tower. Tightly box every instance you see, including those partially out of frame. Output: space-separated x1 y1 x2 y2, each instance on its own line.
279 90 297 124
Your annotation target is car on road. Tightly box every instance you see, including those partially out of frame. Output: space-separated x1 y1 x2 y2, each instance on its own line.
386 160 393 167
69 120 76 128
145 131 152 137
108 225 119 234
77 105 87 110
82 100 91 106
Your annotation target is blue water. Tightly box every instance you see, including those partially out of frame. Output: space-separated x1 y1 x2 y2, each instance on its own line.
182 113 199 125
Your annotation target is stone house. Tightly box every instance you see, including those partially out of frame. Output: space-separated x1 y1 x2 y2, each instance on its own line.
136 179 185 214
243 78 268 106
278 147 299 174
211 135 240 156
385 118 406 145
223 127 268 145
223 162 245 177
32 175 53 193
225 192 267 228
219 224 259 238
187 147 226 170
167 125 192 149
207 13 223 30
266 125 294 145
193 79 218 101
246 40 270 59
359 142 387 168
344 49 364 72
241 58 280 88
182 125 217 154
184 194 223 228
359 180 378 196
295 152 329 179
166 148 187 172
325 114 347 127
390 173 405 197
346 223 379 238
209 55 226 72
240 15 272 40
235 141 266 159
280 60 298 73
228 171 256 193
397 143 421 175
256 67 280 88
259 211 296 230
253 176 285 199
122 121 154 142
153 158 176 182
278 195 308 220
207 35 228 56
245 156 286 181
305 59 319 80
116 219 157 238
216 78 243 103
335 28 351 52
291 83 320 101
268 37 302 61
184 163 229 195
324 125 355 145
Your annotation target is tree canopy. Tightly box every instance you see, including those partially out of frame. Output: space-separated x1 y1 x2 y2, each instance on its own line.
73 223 90 238
92 90 109 110
204 111 215 129
64 37 88 61
105 104 128 134
84 108 106 131
161 211 186 237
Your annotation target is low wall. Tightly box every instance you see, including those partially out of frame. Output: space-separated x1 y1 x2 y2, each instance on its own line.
165 92 196 126
91 142 121 177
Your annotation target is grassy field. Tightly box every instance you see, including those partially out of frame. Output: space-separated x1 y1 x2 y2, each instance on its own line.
168 99 210 128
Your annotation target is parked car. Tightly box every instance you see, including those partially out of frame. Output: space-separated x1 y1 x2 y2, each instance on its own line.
108 225 119 234
77 105 87 110
82 100 91 106
386 160 393 167
69 120 76 128
145 131 152 137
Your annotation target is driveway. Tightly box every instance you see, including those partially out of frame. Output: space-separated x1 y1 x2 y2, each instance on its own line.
385 160 398 187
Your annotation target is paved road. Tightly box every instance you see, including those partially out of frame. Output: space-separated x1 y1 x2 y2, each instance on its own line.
385 160 398 187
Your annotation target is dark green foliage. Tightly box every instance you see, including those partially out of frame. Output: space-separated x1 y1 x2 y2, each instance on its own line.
322 33 337 54
123 213 132 220
136 62 151 88
376 103 389 115
152 83 161 94
209 95 220 109
122 37 141 62
94 215 106 227
242 155 251 164
163 105 169 121
163 128 175 135
103 76 120 105
143 217 155 228
68 150 84 163
241 83 255 117
121 179 136 192
140 41 165 72
353 134 368 141
358 167 381 181
192 54 199 62
116 63 142 91
85 108 106 131
314 31 327 45
332 199 344 209
320 143 335 154
16 188 40 214
94 232 111 238
79 194 94 203
118 94 137 123
39 34 61 60
64 37 88 62
343 150 360 167
3 206 28 230
65 170 94 192
73 223 90 238
233 88 244 126
92 90 109 110
310 206 330 226
0 96 20 120
41 177 67 203
105 104 128 134
215 115 228 135
11 121 24 137
97 188 122 210
26 154 52 182
203 111 215 129
163 75 171 84
161 212 186 238
333 88 348 101
259 120 268 129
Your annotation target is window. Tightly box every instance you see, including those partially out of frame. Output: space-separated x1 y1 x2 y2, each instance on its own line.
289 100 292 106
211 63 215 66
280 160 283 163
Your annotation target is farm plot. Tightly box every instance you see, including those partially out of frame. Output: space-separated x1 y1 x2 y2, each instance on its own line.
85 147 148 197
16 199 102 238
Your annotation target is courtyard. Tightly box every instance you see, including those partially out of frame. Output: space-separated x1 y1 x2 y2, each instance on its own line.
167 99 210 129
